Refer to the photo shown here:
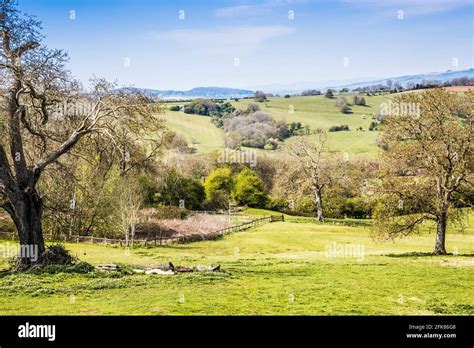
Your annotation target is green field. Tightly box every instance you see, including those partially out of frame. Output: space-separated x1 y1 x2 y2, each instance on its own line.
162 111 225 153
163 94 392 157
1 211 472 315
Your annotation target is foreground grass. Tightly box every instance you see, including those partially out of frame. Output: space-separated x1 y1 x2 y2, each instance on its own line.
0 217 473 315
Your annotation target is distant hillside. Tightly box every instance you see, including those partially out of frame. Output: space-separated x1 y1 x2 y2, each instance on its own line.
120 69 474 98
246 69 474 94
119 86 254 100
329 68 474 91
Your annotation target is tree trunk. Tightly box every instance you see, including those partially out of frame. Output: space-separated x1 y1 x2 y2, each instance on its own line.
8 189 45 265
434 208 448 255
314 188 324 222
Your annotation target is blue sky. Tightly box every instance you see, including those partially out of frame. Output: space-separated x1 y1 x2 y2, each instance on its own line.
17 0 474 90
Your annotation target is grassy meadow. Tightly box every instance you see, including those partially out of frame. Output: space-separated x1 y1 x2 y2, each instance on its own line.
163 94 392 157
1 210 473 316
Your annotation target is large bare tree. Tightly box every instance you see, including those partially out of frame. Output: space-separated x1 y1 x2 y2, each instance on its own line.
0 1 163 265
285 132 340 222
373 89 473 254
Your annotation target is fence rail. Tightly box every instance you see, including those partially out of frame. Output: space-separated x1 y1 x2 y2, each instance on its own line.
0 214 285 247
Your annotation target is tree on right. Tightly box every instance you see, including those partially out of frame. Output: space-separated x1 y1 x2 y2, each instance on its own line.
372 89 473 255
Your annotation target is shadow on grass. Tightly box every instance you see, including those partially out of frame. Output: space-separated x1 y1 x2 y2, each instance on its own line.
385 251 474 258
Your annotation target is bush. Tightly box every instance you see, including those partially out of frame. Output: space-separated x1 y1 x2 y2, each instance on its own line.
368 121 378 131
302 89 321 96
156 169 205 210
42 261 94 274
137 175 159 206
341 197 372 219
204 167 234 209
254 91 268 102
38 244 76 266
335 96 348 107
353 95 366 106
340 104 351 114
169 105 181 111
232 168 268 207
223 111 278 149
266 196 288 211
329 125 350 132
325 89 334 98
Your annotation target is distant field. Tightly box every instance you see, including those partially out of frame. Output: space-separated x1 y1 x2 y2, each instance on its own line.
1 210 472 315
162 111 225 153
163 94 392 157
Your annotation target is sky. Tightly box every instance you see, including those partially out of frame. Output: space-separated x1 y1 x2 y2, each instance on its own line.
17 0 474 91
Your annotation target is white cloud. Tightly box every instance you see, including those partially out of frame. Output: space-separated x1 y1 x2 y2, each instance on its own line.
215 0 305 17
215 5 265 17
342 0 473 16
152 26 295 55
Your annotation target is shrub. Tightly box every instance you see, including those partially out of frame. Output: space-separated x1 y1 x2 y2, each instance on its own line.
232 168 268 207
223 111 278 149
329 125 350 132
302 89 321 96
204 167 234 209
42 261 95 274
156 169 205 209
169 105 181 111
38 244 76 266
137 175 159 206
254 91 268 102
325 89 334 98
341 197 372 219
340 104 351 114
335 96 348 107
368 121 378 131
353 95 366 106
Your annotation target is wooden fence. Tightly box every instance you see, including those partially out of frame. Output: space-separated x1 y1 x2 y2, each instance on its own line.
0 214 285 247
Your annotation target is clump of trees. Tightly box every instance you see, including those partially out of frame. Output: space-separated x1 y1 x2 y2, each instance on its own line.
353 95 366 106
335 96 351 114
324 89 334 98
329 125 350 132
232 168 268 207
254 91 268 102
222 110 308 150
301 89 322 96
181 99 235 117
223 111 280 149
204 167 267 209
